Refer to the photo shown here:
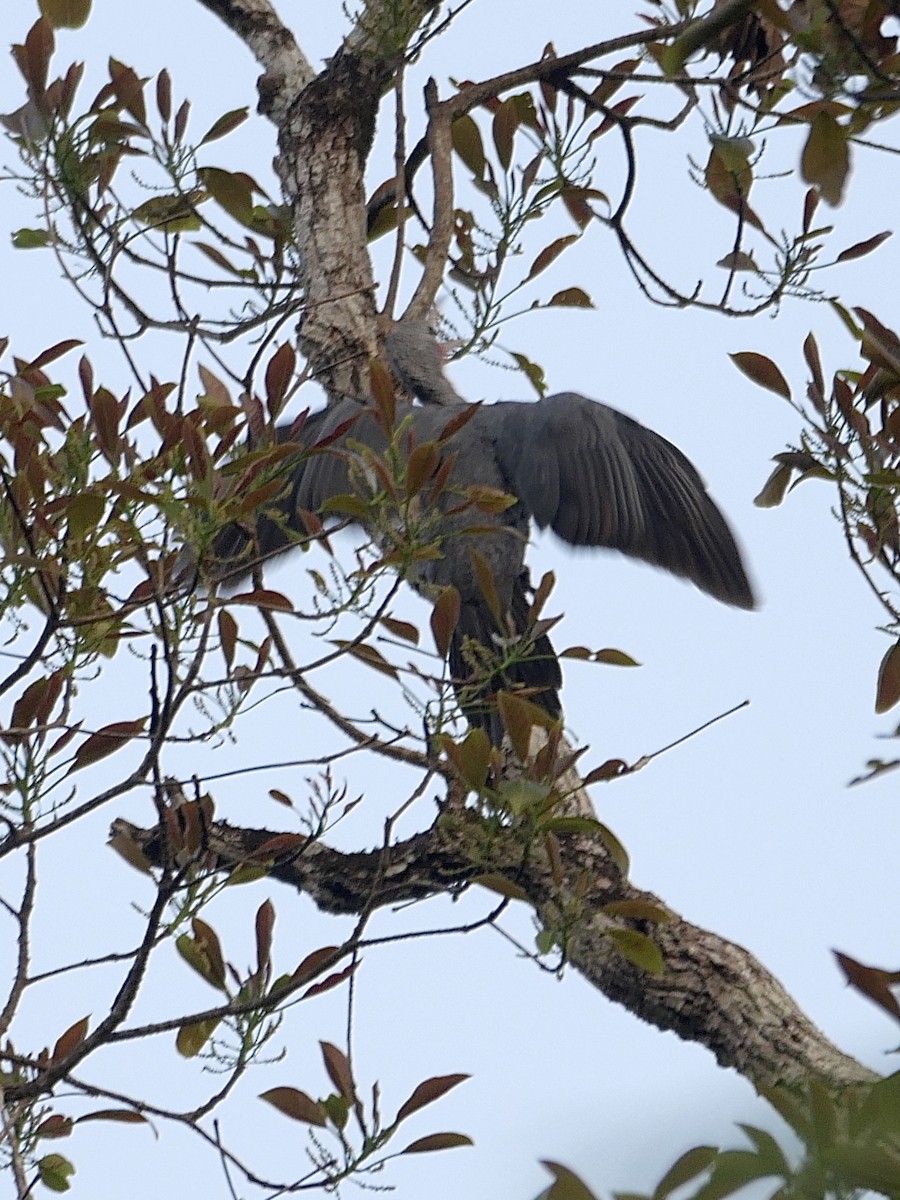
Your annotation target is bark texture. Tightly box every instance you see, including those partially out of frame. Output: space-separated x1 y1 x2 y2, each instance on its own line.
177 0 877 1108
112 810 874 1092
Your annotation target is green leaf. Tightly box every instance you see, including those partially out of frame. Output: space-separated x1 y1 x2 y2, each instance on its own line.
541 1160 600 1199
457 727 491 789
451 115 485 178
66 492 105 538
607 928 663 975
754 463 793 508
695 1149 782 1199
547 287 593 309
603 899 670 923
132 193 203 231
38 1153 76 1192
12 227 51 249
471 873 529 902
39 0 91 27
176 1017 220 1057
652 1145 717 1198
736 1125 789 1176
199 166 254 225
510 352 547 397
200 107 249 144
801 112 850 207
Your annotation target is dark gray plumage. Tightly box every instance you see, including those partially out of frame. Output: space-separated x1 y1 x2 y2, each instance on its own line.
204 321 755 740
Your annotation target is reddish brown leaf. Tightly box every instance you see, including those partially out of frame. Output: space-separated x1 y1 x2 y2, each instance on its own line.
402 1132 473 1153
156 68 171 122
470 549 501 623
303 962 358 999
729 351 791 400
395 1073 470 1124
369 358 396 429
51 1016 90 1064
75 1109 147 1125
875 639 900 714
228 588 294 612
834 951 900 1021
330 640 398 679
431 586 461 658
592 648 639 667
264 342 295 419
528 571 555 622
405 441 440 497
260 1087 328 1126
248 833 307 860
26 339 82 371
836 230 892 263
582 759 629 784
35 1115 72 1140
320 1041 355 1100
437 404 480 443
492 98 518 171
380 615 420 645
802 332 825 398
256 899 275 975
218 609 238 671
291 945 342 986
69 719 146 772
547 287 593 309
20 19 54 97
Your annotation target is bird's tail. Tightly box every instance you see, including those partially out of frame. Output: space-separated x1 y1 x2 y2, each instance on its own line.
448 574 562 746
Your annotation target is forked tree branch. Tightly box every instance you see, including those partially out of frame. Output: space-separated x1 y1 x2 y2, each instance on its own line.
112 809 875 1092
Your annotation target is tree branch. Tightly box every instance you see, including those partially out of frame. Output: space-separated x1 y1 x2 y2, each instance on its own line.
112 810 875 1092
194 0 315 123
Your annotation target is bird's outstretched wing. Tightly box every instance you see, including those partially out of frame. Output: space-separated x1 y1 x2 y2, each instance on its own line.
486 392 756 610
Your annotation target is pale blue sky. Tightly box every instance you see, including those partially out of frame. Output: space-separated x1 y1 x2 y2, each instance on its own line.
1 2 897 1197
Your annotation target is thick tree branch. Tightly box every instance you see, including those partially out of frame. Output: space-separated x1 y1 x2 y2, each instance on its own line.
112 810 875 1092
195 0 315 122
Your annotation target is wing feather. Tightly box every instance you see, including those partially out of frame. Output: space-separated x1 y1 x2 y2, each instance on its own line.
488 392 755 609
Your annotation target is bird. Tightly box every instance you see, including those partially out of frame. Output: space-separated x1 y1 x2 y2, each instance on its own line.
199 321 755 742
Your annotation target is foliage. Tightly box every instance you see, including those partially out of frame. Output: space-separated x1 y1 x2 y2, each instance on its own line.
536 1072 900 1200
736 305 900 780
1 0 899 1195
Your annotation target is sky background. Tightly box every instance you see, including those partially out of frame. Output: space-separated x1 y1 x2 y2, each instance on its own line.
1 1 898 1197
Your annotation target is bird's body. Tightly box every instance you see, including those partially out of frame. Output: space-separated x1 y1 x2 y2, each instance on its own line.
204 322 755 740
